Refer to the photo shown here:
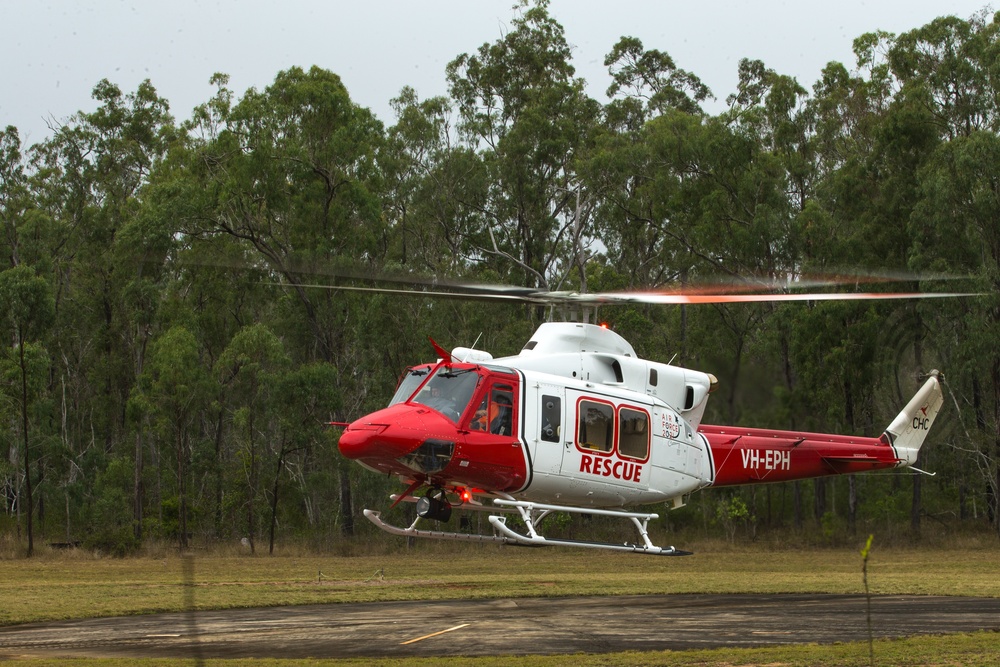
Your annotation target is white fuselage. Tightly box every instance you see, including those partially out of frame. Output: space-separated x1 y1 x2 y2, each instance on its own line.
512 366 714 508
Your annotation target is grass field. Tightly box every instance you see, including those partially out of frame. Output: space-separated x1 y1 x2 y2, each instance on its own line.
1 536 998 665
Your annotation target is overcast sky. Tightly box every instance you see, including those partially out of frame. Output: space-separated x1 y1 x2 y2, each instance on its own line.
2 1 993 146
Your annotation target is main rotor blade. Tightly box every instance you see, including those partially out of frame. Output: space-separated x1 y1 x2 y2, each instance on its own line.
582 290 983 305
269 282 534 303
273 282 982 306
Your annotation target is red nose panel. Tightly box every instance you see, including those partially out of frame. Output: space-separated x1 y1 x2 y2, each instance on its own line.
340 405 433 459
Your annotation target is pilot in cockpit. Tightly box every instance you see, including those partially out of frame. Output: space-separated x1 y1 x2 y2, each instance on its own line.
471 390 513 435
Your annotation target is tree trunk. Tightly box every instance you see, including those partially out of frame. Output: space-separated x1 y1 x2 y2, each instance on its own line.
813 478 827 525
994 356 1000 538
19 337 34 557
338 458 354 536
247 408 256 555
848 475 858 536
133 334 147 543
844 378 857 535
213 397 226 539
134 423 144 543
268 449 286 555
36 459 44 540
793 481 803 530
177 428 188 550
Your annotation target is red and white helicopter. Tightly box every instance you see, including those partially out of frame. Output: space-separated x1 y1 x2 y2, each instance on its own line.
334 281 958 556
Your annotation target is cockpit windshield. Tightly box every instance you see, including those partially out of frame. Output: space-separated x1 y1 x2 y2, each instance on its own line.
410 365 481 423
388 365 434 406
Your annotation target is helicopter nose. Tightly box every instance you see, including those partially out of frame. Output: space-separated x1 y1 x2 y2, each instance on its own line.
338 421 396 460
337 405 457 472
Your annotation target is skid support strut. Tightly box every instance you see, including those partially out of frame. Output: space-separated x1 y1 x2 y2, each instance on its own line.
488 500 691 556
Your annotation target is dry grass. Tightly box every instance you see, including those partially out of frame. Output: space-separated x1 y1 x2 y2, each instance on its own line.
1 537 998 626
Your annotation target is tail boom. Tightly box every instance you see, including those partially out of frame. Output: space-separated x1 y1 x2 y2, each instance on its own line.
701 371 944 486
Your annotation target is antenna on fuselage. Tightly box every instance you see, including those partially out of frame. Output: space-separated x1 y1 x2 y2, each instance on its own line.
458 333 483 362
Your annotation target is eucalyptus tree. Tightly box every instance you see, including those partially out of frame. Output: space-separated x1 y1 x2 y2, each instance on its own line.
381 88 487 274
445 0 601 293
0 128 24 536
587 37 714 291
887 11 1000 139
727 56 893 531
791 74 904 532
0 265 55 555
215 323 289 553
797 12 1000 534
141 325 212 549
378 90 539 369
18 81 176 548
871 13 997 534
1 126 28 267
604 36 713 118
1 128 61 542
33 80 174 451
179 68 383 362
591 34 712 287
900 27 1000 508
176 67 385 535
912 129 1000 536
268 361 339 553
143 112 269 541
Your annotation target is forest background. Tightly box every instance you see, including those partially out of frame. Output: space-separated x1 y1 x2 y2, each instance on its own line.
2 0 999 557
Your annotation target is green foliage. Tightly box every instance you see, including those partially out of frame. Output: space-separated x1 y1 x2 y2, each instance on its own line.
605 36 712 116
446 0 600 290
715 495 752 542
83 458 140 556
1 5 1000 552
0 265 55 340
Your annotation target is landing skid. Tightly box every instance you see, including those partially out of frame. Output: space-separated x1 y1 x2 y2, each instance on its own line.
363 499 692 556
364 509 513 546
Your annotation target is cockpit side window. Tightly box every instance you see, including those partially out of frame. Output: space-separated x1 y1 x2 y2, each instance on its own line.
489 387 514 435
468 384 516 436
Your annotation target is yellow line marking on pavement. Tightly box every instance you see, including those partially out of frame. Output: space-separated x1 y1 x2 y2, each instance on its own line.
400 623 471 645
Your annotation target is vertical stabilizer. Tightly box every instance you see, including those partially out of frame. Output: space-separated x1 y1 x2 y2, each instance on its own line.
882 370 944 466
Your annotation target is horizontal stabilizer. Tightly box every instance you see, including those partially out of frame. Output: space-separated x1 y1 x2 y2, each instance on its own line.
821 455 899 474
